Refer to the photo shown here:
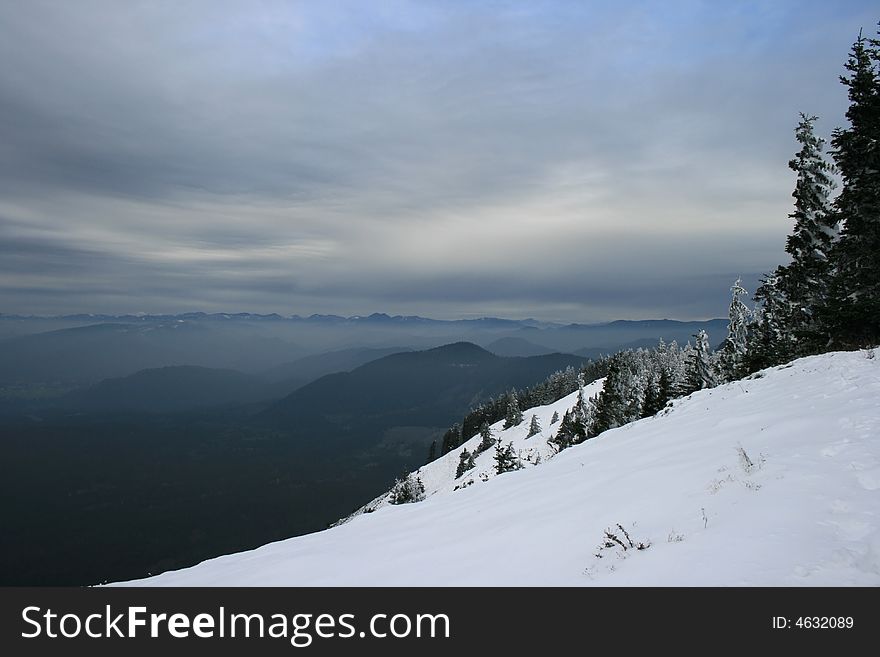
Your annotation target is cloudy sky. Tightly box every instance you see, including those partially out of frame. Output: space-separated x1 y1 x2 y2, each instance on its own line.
0 1 875 321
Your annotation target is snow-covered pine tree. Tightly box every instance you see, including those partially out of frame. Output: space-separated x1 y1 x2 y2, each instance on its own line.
684 330 717 393
476 421 495 454
590 351 642 436
549 407 586 451
748 272 797 372
503 390 524 429
822 30 880 348
644 367 672 416
718 278 752 381
455 448 476 479
389 472 426 504
526 414 542 438
641 371 662 418
573 373 591 426
658 366 672 406
781 114 838 350
660 339 689 397
494 441 521 474
550 410 559 424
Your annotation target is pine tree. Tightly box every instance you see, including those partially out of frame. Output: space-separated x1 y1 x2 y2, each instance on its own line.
783 114 839 341
455 448 476 479
590 352 641 435
719 279 752 381
660 339 688 396
389 472 426 504
503 390 524 429
440 423 462 455
526 414 542 438
552 402 589 449
549 410 576 451
426 440 437 463
494 441 521 474
550 411 559 424
476 421 495 454
750 266 803 373
657 367 672 407
641 372 664 417
684 330 717 393
822 29 880 347
572 373 590 429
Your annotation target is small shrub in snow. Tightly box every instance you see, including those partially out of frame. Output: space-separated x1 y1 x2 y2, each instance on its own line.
736 445 765 474
594 523 651 559
389 472 425 504
667 529 685 543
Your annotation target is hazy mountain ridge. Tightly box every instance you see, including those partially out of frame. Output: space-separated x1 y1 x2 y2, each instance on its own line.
260 343 587 437
0 314 726 386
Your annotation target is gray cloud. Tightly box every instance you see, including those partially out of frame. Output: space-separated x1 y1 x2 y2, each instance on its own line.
0 1 875 321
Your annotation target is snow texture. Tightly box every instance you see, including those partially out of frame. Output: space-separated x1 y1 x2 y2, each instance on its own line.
115 349 880 586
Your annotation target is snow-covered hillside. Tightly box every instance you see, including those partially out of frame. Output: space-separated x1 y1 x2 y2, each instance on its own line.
341 376 607 519
118 349 880 586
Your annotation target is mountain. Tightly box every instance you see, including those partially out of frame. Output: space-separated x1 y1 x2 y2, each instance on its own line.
0 313 726 390
537 318 729 354
0 322 304 384
68 366 270 413
484 336 557 357
121 348 880 586
0 341 587 585
260 343 586 438
261 346 412 389
573 338 661 360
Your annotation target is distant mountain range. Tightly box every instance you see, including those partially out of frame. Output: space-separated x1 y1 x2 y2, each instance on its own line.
485 336 557 357
0 311 556 328
63 347 418 413
0 313 727 386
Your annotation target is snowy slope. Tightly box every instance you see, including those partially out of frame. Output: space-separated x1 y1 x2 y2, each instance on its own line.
117 349 880 586
342 376 606 518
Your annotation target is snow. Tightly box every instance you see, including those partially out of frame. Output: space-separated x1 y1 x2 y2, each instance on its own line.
345 376 606 515
114 349 880 586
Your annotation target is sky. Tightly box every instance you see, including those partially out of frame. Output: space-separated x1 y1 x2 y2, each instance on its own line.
0 1 876 322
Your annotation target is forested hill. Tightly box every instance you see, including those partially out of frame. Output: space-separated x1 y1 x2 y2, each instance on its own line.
260 342 586 434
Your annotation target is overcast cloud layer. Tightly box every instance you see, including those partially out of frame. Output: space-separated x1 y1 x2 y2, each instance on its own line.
0 1 875 321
